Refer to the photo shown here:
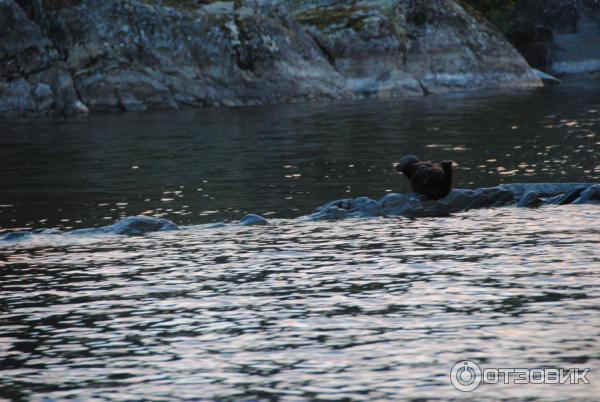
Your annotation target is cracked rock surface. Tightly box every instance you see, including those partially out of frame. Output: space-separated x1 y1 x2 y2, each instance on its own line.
1 0 540 116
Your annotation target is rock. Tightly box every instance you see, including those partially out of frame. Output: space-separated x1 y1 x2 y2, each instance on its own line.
187 222 226 230
497 183 590 198
71 100 89 114
466 187 515 209
305 183 598 221
532 68 562 85
572 184 600 204
31 228 62 234
1 217 176 241
69 215 180 236
293 1 423 97
0 79 36 114
0 1 56 77
103 216 180 235
27 0 342 112
379 193 413 216
517 191 543 208
0 0 86 116
544 187 586 205
308 205 354 221
294 0 540 96
508 0 600 76
439 189 477 212
240 214 269 226
354 196 383 217
0 231 32 242
66 228 108 237
32 82 54 110
310 196 383 220
1 228 63 242
1 0 540 116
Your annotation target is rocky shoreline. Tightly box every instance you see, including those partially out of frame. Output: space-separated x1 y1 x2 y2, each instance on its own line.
0 0 542 117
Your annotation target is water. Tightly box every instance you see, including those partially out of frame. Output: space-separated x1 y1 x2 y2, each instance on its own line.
1 84 600 400
1 86 599 231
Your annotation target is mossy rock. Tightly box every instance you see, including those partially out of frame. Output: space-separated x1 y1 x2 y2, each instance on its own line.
294 2 407 48
294 5 375 32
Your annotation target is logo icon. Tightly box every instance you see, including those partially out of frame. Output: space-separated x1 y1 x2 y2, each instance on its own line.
450 360 482 392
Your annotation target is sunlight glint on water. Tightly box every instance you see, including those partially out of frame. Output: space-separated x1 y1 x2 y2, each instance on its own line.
1 84 600 400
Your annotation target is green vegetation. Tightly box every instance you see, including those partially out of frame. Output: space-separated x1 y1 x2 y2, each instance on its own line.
461 0 519 33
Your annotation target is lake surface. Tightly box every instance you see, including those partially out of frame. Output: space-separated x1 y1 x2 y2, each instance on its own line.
1 82 600 400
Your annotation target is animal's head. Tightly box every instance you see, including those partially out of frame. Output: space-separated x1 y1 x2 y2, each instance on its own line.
395 155 420 177
441 160 453 173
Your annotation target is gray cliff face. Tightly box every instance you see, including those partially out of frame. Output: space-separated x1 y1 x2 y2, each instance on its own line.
0 0 540 116
0 0 85 115
508 0 600 76
294 0 540 96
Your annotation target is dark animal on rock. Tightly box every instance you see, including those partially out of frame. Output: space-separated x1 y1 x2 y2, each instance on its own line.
395 155 453 200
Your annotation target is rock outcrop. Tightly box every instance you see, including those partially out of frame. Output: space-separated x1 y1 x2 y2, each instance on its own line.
304 183 599 221
0 0 540 116
0 0 87 115
240 213 269 226
507 0 600 76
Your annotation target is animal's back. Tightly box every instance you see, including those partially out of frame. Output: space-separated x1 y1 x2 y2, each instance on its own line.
395 155 453 200
411 163 452 199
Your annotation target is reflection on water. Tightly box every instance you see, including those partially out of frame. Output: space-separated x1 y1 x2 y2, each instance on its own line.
0 85 599 231
1 84 600 400
1 207 599 400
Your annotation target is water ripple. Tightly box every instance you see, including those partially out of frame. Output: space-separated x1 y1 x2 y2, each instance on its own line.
1 206 599 400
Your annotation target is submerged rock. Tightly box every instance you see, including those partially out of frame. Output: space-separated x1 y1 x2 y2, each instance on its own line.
103 216 180 235
69 216 180 236
305 183 599 221
0 231 33 242
31 228 62 235
1 216 177 242
0 228 65 241
240 214 269 226
1 0 540 116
